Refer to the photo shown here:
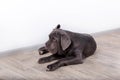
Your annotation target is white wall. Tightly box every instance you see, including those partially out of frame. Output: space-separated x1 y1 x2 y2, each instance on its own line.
0 0 120 52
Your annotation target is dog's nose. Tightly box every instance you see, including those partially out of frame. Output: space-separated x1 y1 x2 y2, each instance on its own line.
45 42 49 47
45 42 47 46
45 43 49 50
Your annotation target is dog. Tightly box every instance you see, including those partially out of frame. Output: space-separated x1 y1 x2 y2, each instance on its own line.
38 24 97 71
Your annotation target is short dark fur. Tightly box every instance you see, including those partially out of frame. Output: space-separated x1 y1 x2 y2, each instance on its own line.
38 24 97 71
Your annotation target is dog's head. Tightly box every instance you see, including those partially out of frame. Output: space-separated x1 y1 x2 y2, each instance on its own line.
45 24 71 54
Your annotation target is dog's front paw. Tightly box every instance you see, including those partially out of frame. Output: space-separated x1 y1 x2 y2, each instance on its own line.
38 47 48 55
46 63 59 71
38 50 44 55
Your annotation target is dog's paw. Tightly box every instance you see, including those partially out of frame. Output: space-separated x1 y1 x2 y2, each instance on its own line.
38 50 44 55
38 48 49 55
38 47 45 55
46 63 59 71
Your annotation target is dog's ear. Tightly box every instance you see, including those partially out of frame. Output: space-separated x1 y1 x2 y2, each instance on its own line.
61 32 71 50
55 24 61 29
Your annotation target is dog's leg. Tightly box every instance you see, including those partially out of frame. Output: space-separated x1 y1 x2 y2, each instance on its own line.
38 54 63 64
38 47 49 55
47 50 83 71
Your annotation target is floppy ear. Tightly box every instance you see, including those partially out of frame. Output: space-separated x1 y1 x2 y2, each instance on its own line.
61 32 71 50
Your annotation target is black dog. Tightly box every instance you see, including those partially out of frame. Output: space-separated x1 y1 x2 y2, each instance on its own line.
38 24 97 71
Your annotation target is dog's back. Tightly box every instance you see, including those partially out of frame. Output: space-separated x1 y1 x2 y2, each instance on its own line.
64 30 97 58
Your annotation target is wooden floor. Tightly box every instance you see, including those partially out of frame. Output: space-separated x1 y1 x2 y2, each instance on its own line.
0 29 120 80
